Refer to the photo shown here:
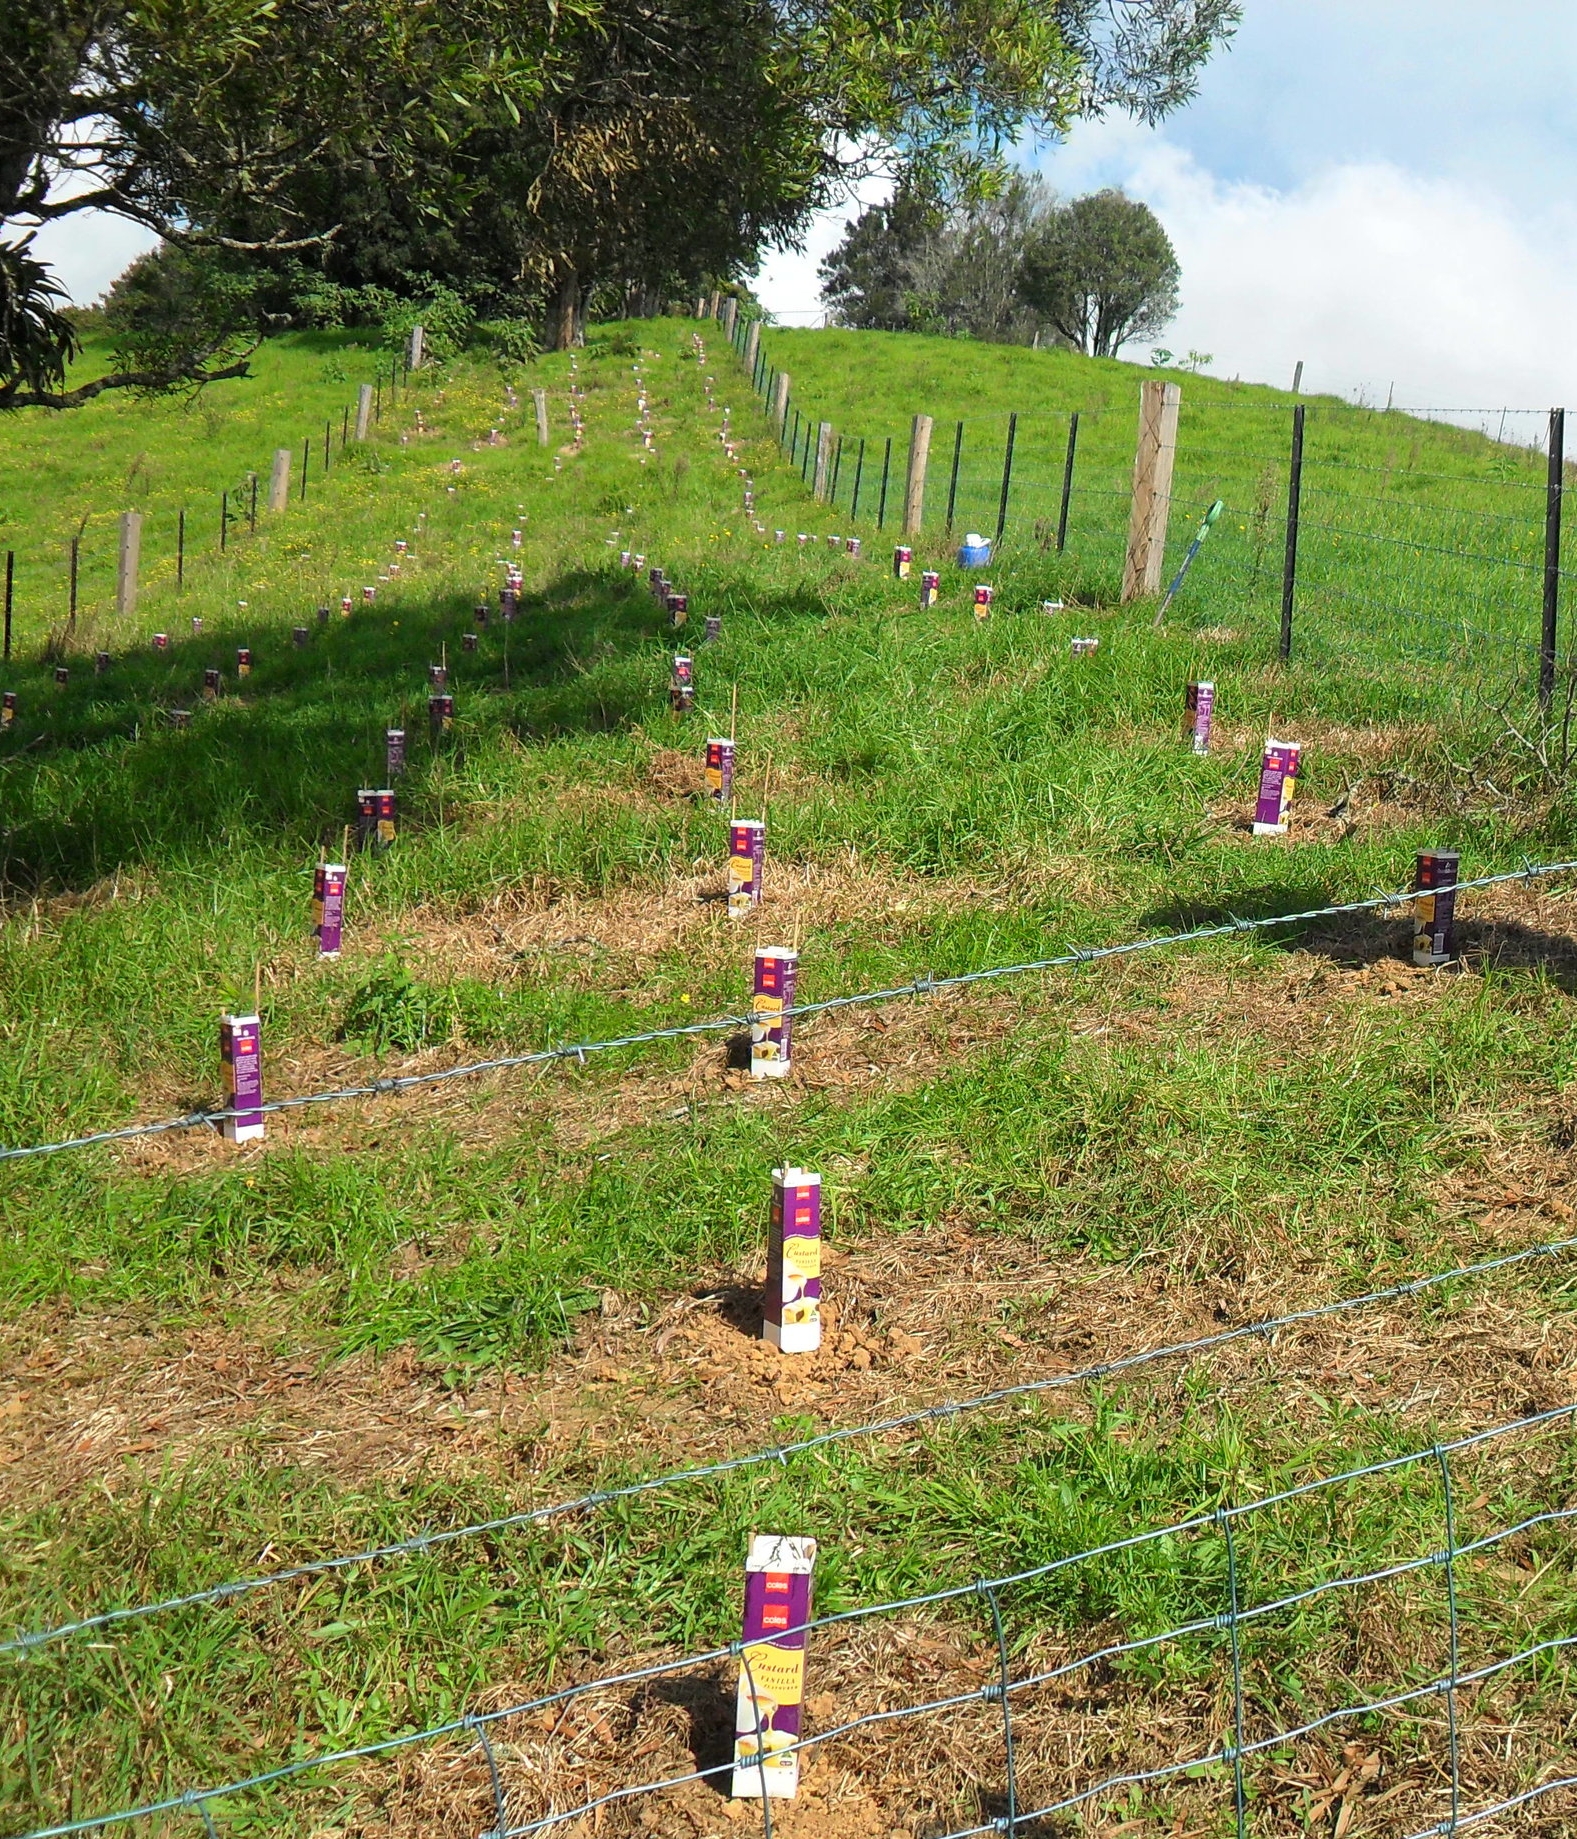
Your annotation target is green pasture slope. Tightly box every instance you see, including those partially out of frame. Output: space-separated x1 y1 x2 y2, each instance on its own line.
759 326 1573 677
2 321 1576 1834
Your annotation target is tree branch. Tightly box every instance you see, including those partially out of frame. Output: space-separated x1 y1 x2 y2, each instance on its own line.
0 351 256 413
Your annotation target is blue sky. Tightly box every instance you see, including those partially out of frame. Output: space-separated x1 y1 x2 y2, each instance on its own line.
755 2 1577 412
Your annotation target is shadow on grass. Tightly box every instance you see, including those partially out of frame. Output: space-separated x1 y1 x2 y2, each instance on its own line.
0 565 831 893
1144 886 1577 988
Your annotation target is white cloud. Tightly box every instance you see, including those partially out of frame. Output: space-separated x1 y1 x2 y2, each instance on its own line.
1046 122 1577 414
751 171 893 324
26 210 160 306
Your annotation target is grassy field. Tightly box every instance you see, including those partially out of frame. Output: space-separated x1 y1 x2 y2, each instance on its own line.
755 327 1572 683
2 318 1576 1839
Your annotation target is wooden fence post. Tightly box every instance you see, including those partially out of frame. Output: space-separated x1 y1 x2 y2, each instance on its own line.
814 422 834 500
721 298 738 341
1122 380 1181 601
533 389 549 446
407 324 425 370
116 511 143 617
770 371 790 432
355 384 373 440
744 319 761 377
903 414 933 536
268 448 292 513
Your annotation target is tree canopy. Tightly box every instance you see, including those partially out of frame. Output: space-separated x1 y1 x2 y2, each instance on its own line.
1 0 1238 400
1019 187 1180 356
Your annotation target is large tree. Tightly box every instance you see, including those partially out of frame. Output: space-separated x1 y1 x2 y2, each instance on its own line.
0 0 554 404
1019 187 1180 356
2 0 1236 386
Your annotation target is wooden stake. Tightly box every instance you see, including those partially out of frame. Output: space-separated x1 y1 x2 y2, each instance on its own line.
730 681 738 743
254 962 262 1015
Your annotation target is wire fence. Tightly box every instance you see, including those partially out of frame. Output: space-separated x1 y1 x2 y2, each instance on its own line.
9 1222 1575 1663
732 311 1573 695
0 351 412 660
4 859 1575 1165
13 1401 1575 1839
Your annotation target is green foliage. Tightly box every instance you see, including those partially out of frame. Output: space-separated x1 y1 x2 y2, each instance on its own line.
1020 187 1181 357
475 317 541 365
101 244 266 386
340 966 459 1055
0 236 79 407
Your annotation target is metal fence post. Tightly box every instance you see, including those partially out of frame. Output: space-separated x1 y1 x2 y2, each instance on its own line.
995 412 1018 546
1281 404 1305 662
830 435 844 505
3 551 11 661
1541 407 1564 707
68 536 78 627
1056 411 1079 552
851 438 865 519
220 491 228 552
177 510 185 589
945 421 964 536
878 437 891 528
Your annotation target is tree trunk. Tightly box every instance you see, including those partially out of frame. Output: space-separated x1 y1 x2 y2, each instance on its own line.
549 267 583 351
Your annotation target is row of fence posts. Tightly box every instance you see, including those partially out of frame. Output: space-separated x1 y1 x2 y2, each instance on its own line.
708 300 1569 705
1 339 429 661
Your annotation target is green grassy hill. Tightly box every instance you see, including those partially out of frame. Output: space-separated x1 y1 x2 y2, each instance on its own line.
2 319 1574 1839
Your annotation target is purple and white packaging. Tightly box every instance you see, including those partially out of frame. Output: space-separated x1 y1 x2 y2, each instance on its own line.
474 600 489 627
667 592 689 628
203 667 220 700
670 653 694 714
1185 681 1214 754
1412 850 1460 966
237 647 252 679
386 728 406 778
500 587 518 621
774 531 785 544
429 663 448 688
973 584 994 621
847 538 861 559
750 946 798 1079
765 1169 821 1353
314 862 346 957
428 692 454 742
169 708 191 728
728 818 765 916
1071 636 1099 656
190 616 202 636
339 596 352 617
893 545 912 580
95 651 111 674
731 1535 817 1801
373 788 397 849
706 737 736 805
1 690 14 727
219 1013 265 1142
462 631 478 653
361 585 375 604
54 665 69 686
704 615 722 644
153 633 169 652
293 627 309 648
918 571 940 609
1252 740 1301 836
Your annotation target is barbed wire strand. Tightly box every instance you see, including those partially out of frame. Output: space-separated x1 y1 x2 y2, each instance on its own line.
7 860 1572 1170
9 1219 1577 1663
12 1400 1573 1839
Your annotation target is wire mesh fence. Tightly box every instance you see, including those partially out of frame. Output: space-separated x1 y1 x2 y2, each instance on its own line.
739 313 1574 698
12 1400 1574 1839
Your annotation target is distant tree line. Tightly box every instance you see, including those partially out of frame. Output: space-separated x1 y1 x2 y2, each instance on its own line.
1 0 1237 408
819 176 1180 358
